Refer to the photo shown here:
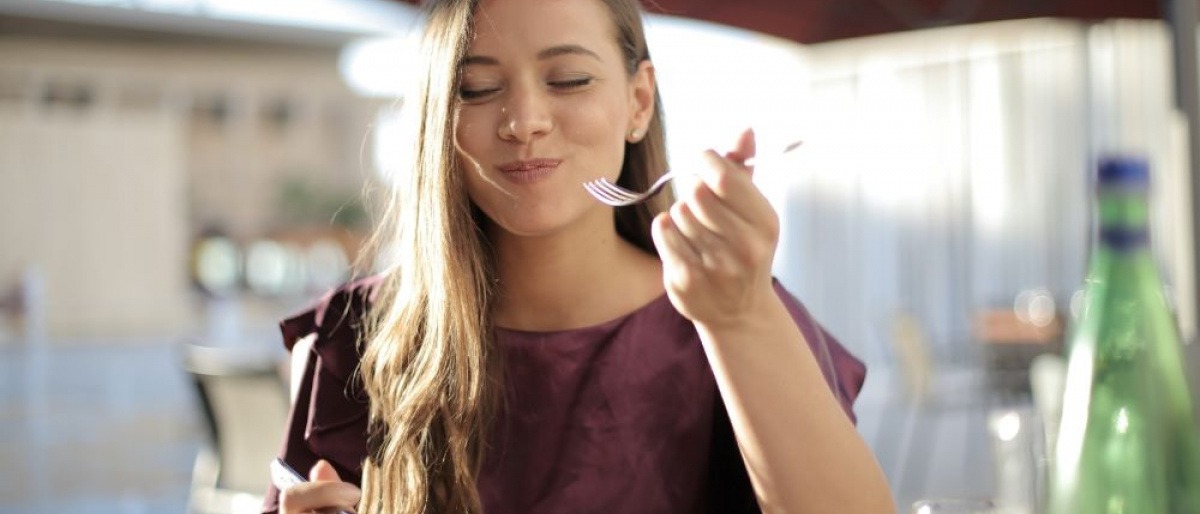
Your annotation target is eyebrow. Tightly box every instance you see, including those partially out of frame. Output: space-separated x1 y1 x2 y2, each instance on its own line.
460 44 603 67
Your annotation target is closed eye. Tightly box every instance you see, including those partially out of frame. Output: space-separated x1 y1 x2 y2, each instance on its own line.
549 77 592 90
459 87 501 101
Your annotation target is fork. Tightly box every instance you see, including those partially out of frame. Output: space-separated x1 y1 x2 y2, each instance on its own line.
584 140 803 207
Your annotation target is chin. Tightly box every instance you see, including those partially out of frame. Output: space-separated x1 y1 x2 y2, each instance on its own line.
475 192 608 240
486 205 593 240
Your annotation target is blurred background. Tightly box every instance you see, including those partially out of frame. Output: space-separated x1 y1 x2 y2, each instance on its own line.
1 0 1197 512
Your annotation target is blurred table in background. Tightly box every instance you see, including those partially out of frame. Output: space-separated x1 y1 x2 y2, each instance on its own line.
975 309 1064 399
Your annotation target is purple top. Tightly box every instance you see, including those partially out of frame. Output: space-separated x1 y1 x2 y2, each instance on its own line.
262 275 866 514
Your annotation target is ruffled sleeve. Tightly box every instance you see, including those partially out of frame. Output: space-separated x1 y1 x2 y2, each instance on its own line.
773 280 867 423
260 275 383 514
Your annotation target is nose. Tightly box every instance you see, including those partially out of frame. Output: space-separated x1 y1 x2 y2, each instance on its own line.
498 86 552 142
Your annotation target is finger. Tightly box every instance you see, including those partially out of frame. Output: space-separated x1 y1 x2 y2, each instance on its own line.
723 127 757 170
682 178 753 239
652 212 701 268
674 197 753 276
670 199 726 254
279 481 361 514
699 150 776 224
310 460 342 483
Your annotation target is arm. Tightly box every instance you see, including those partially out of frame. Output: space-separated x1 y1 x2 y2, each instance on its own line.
696 295 892 513
651 129 894 513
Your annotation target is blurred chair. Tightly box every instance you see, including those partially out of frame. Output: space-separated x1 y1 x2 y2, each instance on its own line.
889 312 992 405
876 312 993 507
184 342 289 514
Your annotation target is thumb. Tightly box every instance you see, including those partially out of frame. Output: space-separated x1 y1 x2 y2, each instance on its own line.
309 459 342 483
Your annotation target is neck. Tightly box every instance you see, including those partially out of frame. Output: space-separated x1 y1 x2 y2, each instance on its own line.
489 213 663 331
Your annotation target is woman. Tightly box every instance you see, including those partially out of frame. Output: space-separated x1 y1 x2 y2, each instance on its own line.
267 0 894 512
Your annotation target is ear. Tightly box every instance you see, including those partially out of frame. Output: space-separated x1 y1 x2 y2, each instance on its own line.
627 60 656 137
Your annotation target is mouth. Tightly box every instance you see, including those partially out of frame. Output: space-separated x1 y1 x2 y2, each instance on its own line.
496 158 562 185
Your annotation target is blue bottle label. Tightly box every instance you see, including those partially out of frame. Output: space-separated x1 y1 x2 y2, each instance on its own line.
1100 226 1149 251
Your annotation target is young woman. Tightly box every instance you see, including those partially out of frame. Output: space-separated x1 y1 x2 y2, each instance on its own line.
266 0 894 512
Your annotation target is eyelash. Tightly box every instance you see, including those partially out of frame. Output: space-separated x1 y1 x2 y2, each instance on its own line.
549 77 592 90
459 87 499 101
458 76 594 101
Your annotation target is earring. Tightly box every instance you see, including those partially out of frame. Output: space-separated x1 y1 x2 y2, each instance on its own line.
628 128 641 141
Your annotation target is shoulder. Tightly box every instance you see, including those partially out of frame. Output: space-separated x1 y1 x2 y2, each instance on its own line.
279 273 385 381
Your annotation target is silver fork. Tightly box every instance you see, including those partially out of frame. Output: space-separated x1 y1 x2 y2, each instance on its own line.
584 140 804 207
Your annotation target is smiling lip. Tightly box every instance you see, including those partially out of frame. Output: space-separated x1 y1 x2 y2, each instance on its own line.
496 158 562 185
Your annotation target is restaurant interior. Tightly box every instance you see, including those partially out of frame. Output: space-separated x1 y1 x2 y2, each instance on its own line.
1 0 1198 513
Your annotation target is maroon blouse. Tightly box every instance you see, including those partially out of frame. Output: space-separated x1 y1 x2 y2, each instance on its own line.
261 275 866 514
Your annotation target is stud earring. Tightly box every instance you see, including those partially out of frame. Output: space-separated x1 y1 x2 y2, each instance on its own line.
628 128 641 141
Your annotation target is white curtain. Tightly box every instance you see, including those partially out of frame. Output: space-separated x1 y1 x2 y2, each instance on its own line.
762 18 1187 372
642 17 1190 505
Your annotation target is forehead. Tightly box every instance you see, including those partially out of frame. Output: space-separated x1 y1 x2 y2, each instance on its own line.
469 0 618 55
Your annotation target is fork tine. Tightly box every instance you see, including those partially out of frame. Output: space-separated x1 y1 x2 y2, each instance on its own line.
587 181 643 206
582 181 621 204
594 180 641 201
584 177 662 206
601 184 644 204
584 181 637 206
586 180 635 201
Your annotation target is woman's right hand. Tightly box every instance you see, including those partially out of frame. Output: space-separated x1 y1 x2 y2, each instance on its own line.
279 459 361 514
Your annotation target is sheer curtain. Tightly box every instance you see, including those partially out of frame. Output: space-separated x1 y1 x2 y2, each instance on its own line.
763 18 1187 375
752 21 1187 503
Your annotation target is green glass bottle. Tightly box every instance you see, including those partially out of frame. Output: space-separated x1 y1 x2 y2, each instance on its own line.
1048 156 1200 514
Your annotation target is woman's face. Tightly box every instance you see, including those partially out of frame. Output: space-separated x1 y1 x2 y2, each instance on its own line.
454 0 654 239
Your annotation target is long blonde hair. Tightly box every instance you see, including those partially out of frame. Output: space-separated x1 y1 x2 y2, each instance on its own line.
357 1 669 512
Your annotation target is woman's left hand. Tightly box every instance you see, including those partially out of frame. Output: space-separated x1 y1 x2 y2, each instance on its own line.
651 128 781 330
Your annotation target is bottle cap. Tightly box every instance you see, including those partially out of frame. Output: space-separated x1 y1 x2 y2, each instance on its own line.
1098 155 1149 187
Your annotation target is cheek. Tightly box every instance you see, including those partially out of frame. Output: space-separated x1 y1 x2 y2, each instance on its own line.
458 153 489 203
455 126 498 201
462 171 501 229
455 101 509 154
561 102 628 171
564 100 624 139
454 114 488 155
